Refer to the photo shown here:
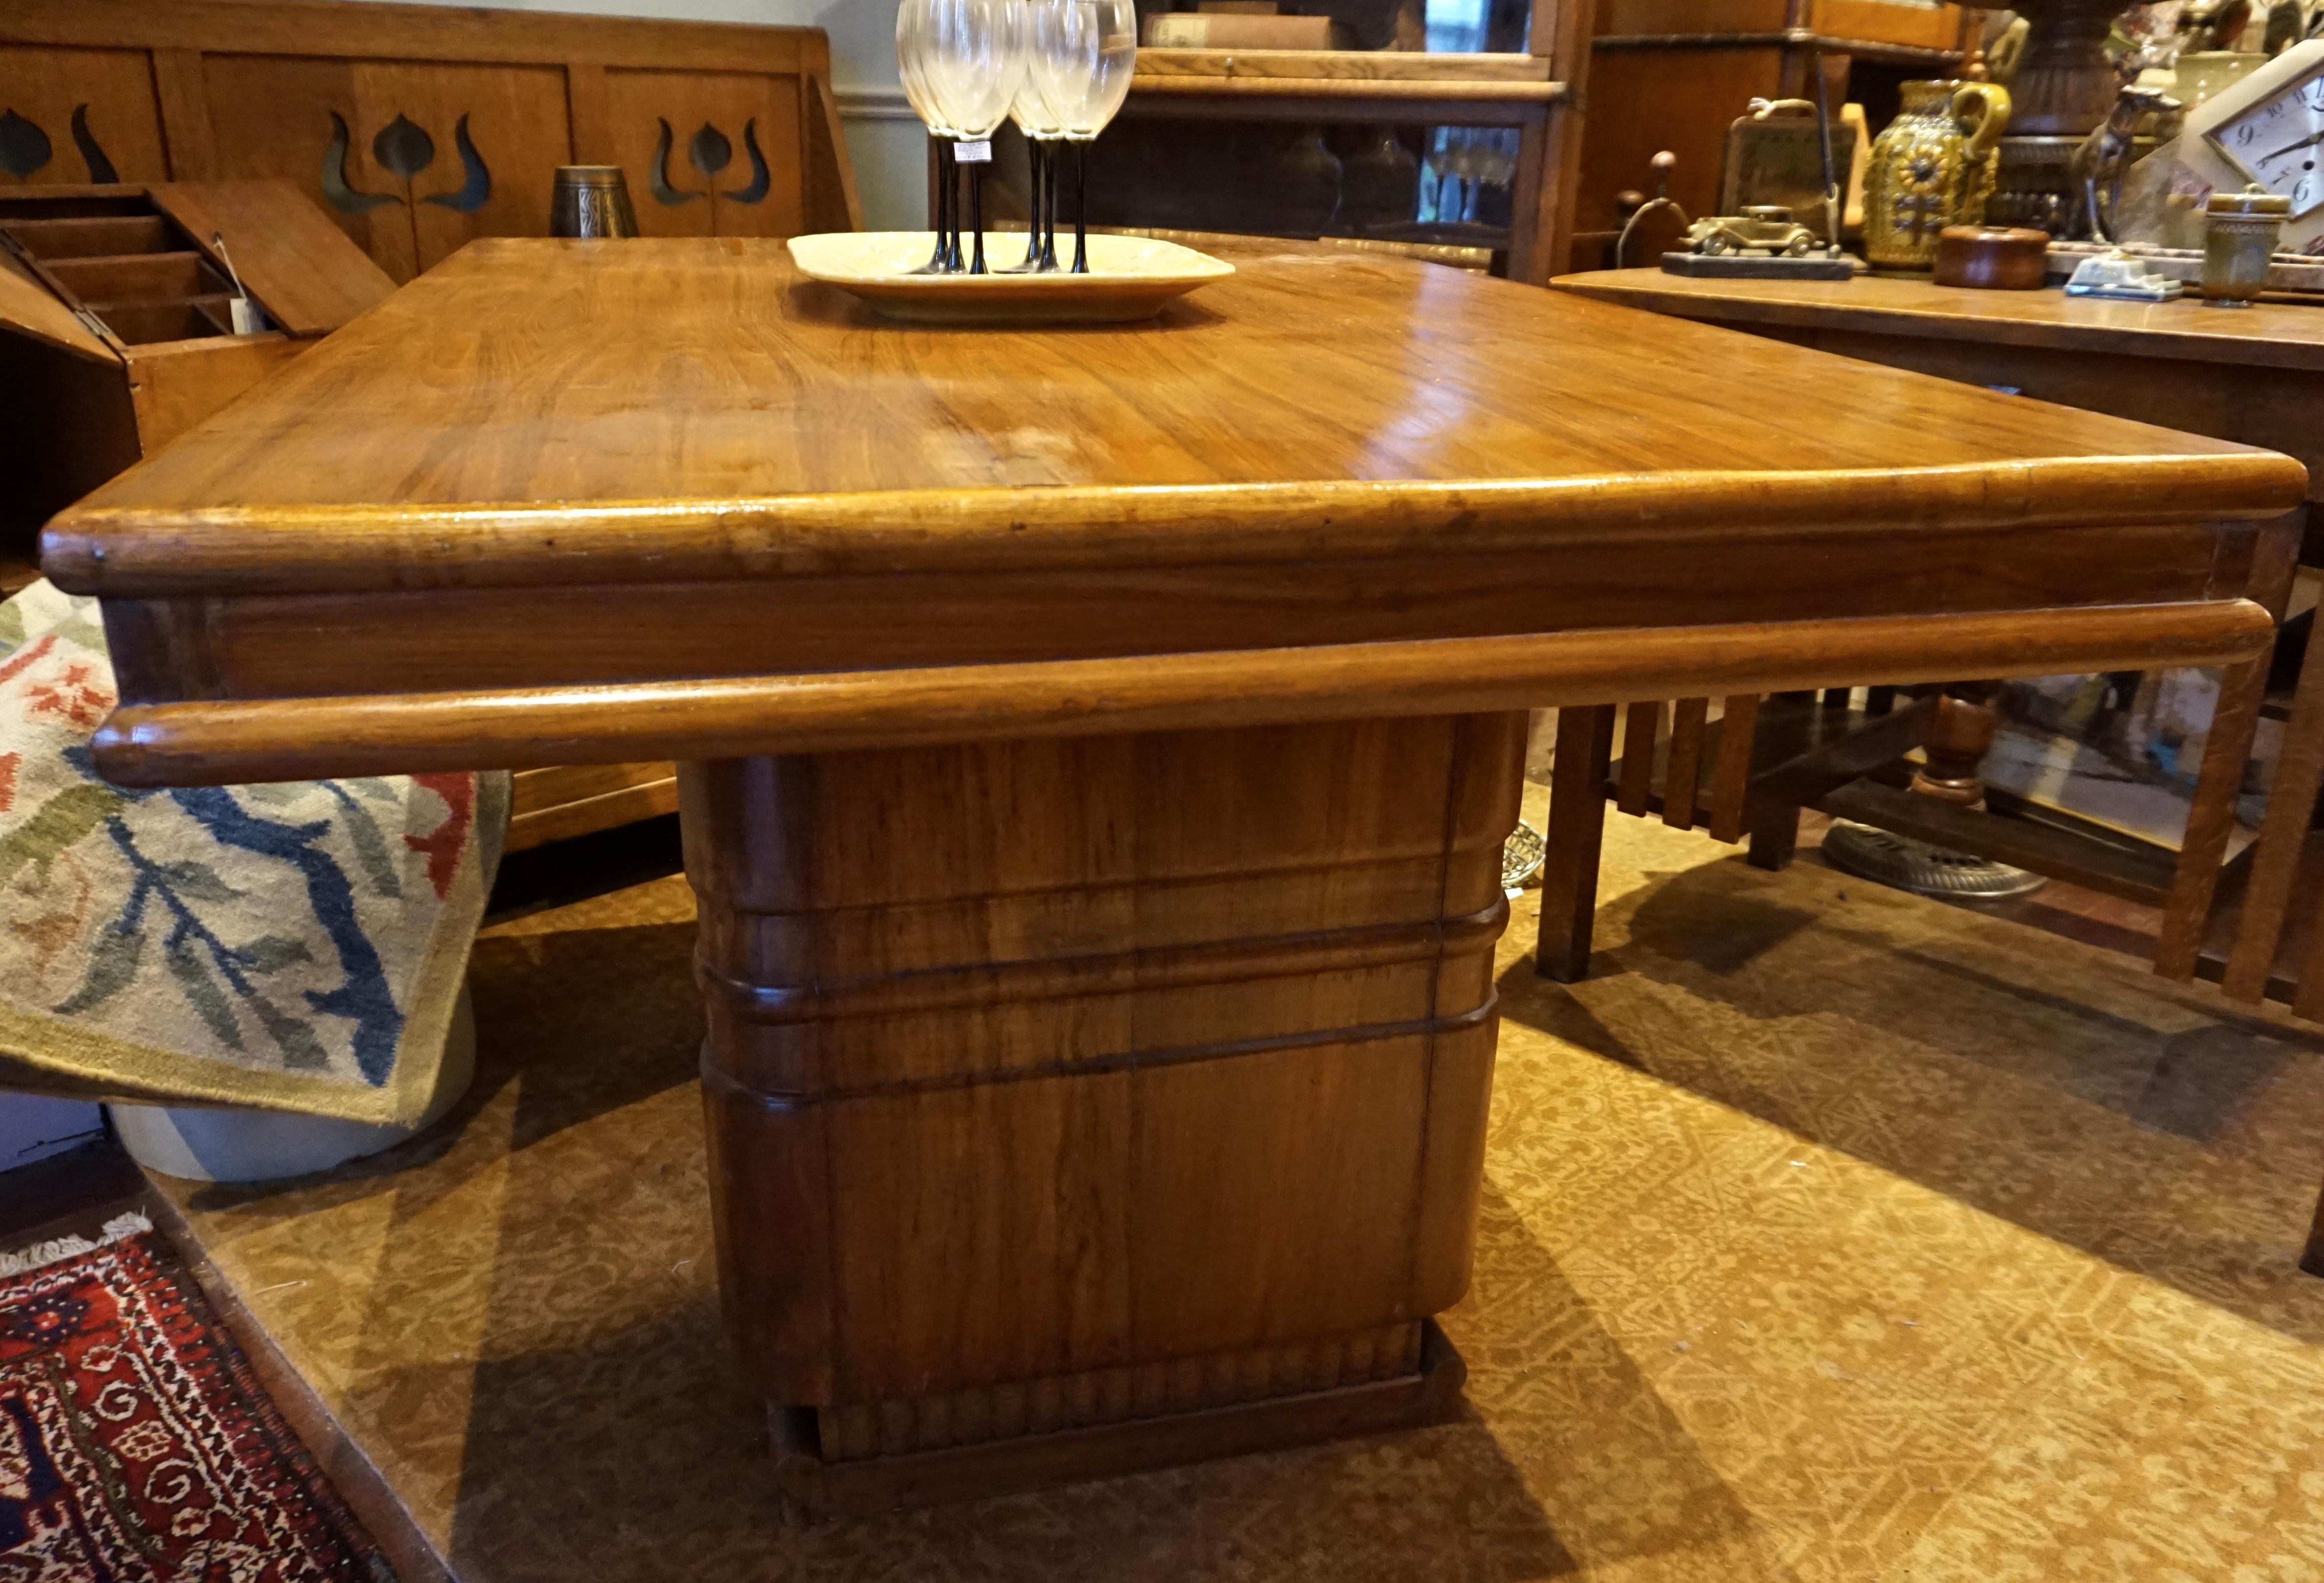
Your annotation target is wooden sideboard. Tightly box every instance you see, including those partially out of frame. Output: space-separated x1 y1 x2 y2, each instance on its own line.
0 0 861 283
0 179 394 587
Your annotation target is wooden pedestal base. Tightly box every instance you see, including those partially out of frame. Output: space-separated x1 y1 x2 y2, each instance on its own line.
684 713 1522 1513
769 1320 1466 1520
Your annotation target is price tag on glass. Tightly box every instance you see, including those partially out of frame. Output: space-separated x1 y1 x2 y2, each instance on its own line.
955 140 993 165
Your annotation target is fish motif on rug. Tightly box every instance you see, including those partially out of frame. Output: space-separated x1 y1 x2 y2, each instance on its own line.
0 1221 395 1581
0 580 508 1126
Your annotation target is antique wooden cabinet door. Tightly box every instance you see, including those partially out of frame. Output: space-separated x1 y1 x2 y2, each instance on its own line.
0 0 859 281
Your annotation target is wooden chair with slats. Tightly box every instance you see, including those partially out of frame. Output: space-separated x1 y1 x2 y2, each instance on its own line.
2183 606 2324 1278
1540 654 2324 1279
1535 667 2282 990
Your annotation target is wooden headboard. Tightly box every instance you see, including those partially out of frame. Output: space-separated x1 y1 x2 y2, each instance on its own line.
0 0 862 282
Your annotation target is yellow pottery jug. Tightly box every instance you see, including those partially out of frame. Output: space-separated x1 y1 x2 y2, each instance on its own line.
1862 79 2012 268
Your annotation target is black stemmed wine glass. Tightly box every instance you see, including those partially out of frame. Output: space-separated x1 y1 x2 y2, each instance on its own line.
1027 0 1136 275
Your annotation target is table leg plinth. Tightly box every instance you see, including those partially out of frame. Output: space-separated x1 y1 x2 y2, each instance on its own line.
683 712 1524 1516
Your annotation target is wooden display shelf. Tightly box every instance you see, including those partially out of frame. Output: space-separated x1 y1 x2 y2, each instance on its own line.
1029 1 1590 285
1131 47 1563 103
1593 0 1971 60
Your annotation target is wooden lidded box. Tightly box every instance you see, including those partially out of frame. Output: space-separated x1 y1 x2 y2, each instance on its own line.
0 179 394 588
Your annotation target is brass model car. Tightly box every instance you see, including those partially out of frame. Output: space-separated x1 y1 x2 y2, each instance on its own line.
1684 205 1820 257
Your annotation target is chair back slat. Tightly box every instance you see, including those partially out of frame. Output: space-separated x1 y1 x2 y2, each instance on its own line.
1662 697 1709 831
1707 694 1760 844
1616 700 1660 816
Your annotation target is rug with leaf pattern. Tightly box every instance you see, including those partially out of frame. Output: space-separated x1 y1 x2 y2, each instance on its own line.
0 579 508 1126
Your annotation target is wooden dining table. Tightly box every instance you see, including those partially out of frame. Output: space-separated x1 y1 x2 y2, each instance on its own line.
41 237 2305 1518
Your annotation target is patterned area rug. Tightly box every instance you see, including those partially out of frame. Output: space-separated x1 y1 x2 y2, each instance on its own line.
0 1220 393 1581
0 578 508 1126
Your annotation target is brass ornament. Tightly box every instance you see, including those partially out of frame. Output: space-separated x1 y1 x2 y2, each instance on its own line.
1862 80 2013 268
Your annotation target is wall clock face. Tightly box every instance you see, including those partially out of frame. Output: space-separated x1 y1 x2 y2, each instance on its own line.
2205 60 2324 215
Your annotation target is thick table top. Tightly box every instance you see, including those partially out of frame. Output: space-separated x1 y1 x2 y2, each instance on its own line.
46 239 2298 598
1553 268 2324 374
41 241 2303 785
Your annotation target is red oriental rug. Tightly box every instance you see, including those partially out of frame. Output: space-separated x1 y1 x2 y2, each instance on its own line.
0 1217 394 1581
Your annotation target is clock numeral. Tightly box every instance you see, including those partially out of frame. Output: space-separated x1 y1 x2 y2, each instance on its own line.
2304 79 2324 113
2237 122 2258 145
2298 175 2316 209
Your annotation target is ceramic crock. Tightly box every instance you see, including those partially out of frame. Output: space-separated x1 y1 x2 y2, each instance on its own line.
1862 79 2012 269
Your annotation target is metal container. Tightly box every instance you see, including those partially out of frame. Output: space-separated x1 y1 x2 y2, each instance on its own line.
549 165 639 239
2202 183 2289 308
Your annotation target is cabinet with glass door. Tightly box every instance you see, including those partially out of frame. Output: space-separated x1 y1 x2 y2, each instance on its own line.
962 0 1588 283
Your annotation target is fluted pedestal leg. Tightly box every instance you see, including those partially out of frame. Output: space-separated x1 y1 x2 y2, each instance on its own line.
684 712 1524 1518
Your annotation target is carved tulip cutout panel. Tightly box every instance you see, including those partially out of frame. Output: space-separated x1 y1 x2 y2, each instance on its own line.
264 61 571 279
0 103 120 183
608 69 806 238
0 45 167 185
323 112 494 215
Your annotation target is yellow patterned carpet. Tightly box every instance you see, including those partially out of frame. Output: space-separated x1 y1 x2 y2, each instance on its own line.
155 799 2324 1583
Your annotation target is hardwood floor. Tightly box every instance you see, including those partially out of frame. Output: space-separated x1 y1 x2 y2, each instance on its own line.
0 1137 147 1250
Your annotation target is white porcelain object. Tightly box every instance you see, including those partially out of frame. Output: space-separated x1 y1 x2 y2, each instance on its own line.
788 229 1233 322
110 989 476 1183
2063 247 2185 300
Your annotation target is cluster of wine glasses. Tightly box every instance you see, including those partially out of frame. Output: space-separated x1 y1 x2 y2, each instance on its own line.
897 0 1136 276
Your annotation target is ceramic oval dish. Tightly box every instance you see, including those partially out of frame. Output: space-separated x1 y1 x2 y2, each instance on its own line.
787 230 1234 325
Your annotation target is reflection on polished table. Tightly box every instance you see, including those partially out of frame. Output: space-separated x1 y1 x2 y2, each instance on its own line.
42 238 2304 1518
1551 268 2324 522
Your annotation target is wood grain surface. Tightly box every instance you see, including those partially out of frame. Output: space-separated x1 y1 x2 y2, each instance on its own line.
690 713 1518 1453
90 602 2275 785
56 243 2288 530
46 242 2305 784
45 242 2302 600
1553 268 2324 374
149 180 395 337
0 246 112 363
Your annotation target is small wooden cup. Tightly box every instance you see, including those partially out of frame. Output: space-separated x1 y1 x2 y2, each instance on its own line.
1932 225 2050 290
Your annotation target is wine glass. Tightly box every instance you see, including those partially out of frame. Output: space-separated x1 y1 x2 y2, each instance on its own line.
1026 0 1136 273
1005 69 1064 271
922 0 1028 274
896 0 958 273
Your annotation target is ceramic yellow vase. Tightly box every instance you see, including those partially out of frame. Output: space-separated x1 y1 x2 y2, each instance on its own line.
1862 80 2012 269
